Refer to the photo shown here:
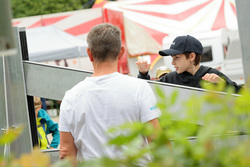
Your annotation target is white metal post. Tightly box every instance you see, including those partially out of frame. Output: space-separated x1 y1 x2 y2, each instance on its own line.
235 0 250 89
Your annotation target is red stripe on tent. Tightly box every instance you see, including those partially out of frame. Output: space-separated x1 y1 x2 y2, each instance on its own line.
137 23 168 45
121 0 213 21
12 21 21 26
103 9 126 42
28 21 44 28
28 15 70 28
150 54 159 62
65 17 102 36
103 9 129 74
133 0 188 5
212 0 226 30
230 1 236 15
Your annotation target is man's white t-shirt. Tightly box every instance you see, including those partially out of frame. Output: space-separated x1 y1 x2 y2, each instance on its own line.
59 72 161 162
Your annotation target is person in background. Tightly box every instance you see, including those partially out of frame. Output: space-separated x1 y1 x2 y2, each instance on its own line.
136 35 242 93
155 66 172 80
59 23 164 165
41 97 47 110
34 96 60 149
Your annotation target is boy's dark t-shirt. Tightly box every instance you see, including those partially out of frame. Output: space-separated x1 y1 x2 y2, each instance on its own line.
138 65 241 92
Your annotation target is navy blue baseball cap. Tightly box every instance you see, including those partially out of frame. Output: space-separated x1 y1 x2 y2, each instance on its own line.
159 35 203 56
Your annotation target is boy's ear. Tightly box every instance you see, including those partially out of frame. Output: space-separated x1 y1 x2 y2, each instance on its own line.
87 48 93 62
190 52 196 61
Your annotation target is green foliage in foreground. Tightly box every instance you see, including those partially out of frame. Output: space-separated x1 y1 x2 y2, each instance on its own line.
1 82 250 167
56 82 250 167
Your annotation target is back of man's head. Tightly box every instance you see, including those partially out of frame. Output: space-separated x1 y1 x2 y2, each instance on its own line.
87 23 122 62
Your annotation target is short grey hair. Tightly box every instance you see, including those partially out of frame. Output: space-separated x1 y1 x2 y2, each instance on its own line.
87 23 122 62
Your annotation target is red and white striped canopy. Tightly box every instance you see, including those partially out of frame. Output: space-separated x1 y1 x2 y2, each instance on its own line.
103 0 238 56
12 0 238 74
13 8 103 40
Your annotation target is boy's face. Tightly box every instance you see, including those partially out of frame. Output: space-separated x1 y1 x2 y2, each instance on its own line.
171 54 193 74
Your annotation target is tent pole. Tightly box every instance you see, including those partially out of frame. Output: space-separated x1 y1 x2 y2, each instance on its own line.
235 0 250 90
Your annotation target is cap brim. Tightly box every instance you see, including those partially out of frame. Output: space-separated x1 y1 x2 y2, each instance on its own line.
159 49 183 56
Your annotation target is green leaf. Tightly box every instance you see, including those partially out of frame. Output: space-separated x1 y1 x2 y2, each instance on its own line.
154 85 165 99
0 125 24 146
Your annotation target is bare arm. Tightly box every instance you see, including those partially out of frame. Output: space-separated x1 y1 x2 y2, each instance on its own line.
146 118 172 149
146 118 160 143
60 132 77 160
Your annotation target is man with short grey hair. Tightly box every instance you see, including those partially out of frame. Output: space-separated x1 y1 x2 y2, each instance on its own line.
59 23 161 164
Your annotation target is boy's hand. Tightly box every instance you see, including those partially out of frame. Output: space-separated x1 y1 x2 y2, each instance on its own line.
136 59 151 75
202 73 225 84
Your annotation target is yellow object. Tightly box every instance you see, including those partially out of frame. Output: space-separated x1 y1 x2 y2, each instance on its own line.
156 66 172 79
150 55 162 70
95 0 104 4
36 118 48 150
12 147 50 167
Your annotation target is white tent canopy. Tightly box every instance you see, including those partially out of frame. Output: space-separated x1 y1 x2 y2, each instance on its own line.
26 26 88 62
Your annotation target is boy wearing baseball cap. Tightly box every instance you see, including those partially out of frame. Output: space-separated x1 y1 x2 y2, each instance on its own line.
136 35 241 92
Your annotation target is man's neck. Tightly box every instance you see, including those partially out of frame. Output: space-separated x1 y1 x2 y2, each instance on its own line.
92 61 118 77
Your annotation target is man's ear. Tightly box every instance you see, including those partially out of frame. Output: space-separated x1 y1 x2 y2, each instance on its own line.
87 48 93 62
118 46 125 60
